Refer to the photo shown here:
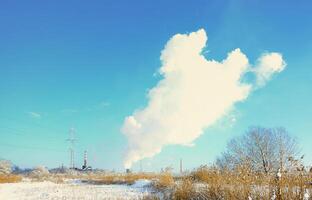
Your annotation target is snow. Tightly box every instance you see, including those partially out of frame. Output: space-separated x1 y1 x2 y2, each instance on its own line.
0 179 154 200
304 190 310 200
131 179 152 188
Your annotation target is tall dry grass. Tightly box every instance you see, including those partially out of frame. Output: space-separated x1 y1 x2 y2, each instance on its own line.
153 172 175 190
172 178 196 200
273 172 311 199
167 165 312 200
85 172 159 185
0 174 22 183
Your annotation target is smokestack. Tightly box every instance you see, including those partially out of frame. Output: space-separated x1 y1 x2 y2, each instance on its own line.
84 150 87 167
82 150 87 170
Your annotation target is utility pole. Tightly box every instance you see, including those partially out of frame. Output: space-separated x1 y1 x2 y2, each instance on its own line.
180 158 183 174
140 160 142 172
66 128 76 169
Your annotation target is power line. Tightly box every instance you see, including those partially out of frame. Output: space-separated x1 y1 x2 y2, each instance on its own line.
0 126 62 141
0 115 66 137
0 142 64 152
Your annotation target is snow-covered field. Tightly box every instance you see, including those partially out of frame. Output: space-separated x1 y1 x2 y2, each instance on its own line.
0 179 154 200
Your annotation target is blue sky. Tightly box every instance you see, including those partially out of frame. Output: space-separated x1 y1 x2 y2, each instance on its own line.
0 0 311 171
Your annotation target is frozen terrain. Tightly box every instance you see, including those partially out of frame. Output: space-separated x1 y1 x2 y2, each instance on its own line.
0 179 154 200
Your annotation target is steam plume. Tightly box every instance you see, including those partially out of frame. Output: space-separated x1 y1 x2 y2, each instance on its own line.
121 29 286 168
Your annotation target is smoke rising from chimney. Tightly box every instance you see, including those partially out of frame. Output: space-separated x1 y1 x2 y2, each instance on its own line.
121 29 286 169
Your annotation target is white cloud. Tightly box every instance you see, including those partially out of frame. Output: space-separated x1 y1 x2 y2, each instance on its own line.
27 112 41 119
254 53 286 87
99 101 110 108
121 29 286 169
61 109 78 114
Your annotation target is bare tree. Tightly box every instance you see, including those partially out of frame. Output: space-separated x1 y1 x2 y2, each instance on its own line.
216 127 299 174
272 127 299 172
0 159 13 174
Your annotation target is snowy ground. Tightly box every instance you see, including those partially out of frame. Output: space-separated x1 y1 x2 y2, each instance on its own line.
0 179 154 200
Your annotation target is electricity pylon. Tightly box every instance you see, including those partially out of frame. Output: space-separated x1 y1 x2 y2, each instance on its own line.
66 128 76 169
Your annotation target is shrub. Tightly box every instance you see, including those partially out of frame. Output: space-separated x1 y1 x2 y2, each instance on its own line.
172 178 196 200
154 172 174 190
